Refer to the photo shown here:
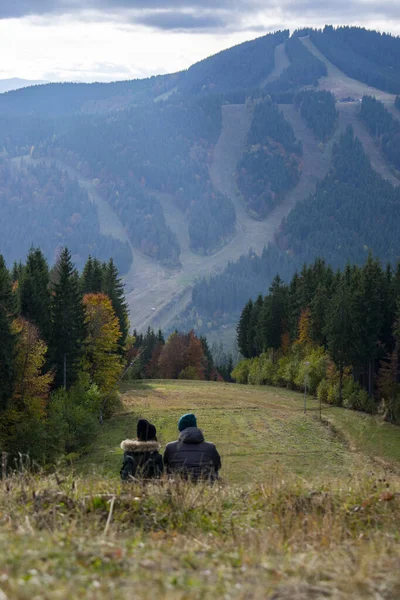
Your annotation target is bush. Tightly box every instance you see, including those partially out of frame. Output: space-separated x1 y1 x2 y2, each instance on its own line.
295 347 329 394
248 357 262 385
327 382 340 405
46 379 102 459
342 379 375 413
260 353 279 385
232 359 251 384
178 366 200 380
317 379 330 404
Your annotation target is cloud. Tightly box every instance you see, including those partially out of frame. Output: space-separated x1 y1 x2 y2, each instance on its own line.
1 1 400 34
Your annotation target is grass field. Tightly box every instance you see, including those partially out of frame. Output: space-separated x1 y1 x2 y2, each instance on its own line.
1 381 400 599
78 380 400 482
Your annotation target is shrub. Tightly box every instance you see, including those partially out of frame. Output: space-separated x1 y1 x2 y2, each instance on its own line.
178 366 200 380
248 357 262 385
231 359 251 384
327 382 340 405
317 378 330 404
342 379 375 413
295 347 329 394
260 353 279 385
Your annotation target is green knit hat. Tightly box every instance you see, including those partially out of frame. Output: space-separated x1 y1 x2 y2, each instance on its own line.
178 413 197 432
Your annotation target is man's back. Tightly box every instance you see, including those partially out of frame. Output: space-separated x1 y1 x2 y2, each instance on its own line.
164 427 221 481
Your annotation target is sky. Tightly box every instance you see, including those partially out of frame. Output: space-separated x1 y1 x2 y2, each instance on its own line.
0 1 399 83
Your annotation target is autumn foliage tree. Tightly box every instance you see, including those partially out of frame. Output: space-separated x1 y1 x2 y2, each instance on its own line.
0 318 53 456
158 331 205 380
83 293 123 394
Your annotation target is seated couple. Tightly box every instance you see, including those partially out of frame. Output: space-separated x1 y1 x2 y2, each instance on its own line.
120 413 221 482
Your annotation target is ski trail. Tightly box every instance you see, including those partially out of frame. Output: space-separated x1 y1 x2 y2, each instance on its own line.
262 43 290 86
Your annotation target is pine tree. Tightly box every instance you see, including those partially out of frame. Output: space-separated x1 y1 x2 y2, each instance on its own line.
236 299 253 358
261 275 288 354
81 256 94 294
19 248 52 342
103 258 129 350
248 294 263 357
49 248 86 389
200 335 214 380
310 284 328 346
0 255 16 412
325 278 359 403
356 256 385 395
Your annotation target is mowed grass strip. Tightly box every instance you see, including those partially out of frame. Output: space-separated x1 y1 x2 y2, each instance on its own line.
78 381 358 482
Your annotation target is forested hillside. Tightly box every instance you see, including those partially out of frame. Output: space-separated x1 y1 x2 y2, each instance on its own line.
0 74 179 117
236 98 302 218
295 90 338 140
39 95 234 256
360 95 400 173
1 25 400 337
190 126 400 321
310 26 400 94
181 31 288 95
265 35 327 99
0 159 131 272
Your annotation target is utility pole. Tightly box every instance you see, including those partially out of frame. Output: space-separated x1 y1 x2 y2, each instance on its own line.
304 361 310 413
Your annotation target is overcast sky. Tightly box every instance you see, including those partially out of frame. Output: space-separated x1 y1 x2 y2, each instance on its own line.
0 1 399 83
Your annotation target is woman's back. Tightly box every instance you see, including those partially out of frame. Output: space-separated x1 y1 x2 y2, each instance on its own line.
120 439 163 480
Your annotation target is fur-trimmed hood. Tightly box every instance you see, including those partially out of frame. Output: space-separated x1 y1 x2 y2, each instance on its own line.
120 439 161 453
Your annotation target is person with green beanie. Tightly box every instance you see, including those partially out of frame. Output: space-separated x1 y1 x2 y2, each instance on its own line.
164 413 221 481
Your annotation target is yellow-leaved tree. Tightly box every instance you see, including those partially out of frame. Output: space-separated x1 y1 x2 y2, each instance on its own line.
83 293 123 395
0 318 53 458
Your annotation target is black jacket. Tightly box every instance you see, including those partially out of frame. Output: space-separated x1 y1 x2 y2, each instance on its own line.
120 439 164 481
163 427 221 481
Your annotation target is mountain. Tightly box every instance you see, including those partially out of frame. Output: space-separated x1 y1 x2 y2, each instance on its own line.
0 78 48 93
0 25 400 337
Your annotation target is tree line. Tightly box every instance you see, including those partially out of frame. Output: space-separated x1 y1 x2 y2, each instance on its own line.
0 247 130 464
234 256 400 424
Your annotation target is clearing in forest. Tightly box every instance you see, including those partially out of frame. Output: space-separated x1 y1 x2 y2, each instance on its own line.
78 380 400 482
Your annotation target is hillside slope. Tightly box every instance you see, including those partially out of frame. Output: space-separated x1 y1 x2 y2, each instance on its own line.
80 380 400 481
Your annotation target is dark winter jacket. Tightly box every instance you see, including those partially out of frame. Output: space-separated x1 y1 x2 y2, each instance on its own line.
120 439 164 481
163 427 221 481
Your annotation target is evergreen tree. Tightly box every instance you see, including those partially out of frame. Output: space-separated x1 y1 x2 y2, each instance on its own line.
325 278 359 403
0 255 15 412
103 258 129 350
49 248 86 389
200 335 214 380
80 256 94 294
310 284 329 346
247 295 263 358
19 248 52 342
356 256 385 395
261 275 288 354
237 299 253 358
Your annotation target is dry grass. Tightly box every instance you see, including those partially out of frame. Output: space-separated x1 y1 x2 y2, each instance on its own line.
1 381 399 599
0 470 399 599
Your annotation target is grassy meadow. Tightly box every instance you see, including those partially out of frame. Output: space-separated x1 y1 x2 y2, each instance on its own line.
1 380 400 599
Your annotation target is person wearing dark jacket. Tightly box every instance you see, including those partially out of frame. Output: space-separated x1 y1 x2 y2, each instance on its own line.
120 419 163 481
163 413 221 481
